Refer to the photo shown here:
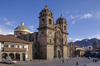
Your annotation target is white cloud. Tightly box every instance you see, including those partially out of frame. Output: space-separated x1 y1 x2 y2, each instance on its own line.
68 15 79 19
72 20 76 24
5 22 12 25
29 26 34 32
66 11 68 14
2 17 7 21
89 34 100 39
2 17 16 27
68 38 82 42
0 25 14 35
80 13 92 19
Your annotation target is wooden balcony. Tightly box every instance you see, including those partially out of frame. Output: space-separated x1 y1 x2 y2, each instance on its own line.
3 47 26 52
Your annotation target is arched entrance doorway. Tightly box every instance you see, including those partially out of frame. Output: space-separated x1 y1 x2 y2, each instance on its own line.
9 53 14 59
2 53 8 60
22 53 25 61
34 53 37 59
57 50 60 58
15 53 20 61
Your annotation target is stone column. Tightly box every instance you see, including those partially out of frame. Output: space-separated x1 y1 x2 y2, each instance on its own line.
20 53 23 61
6 53 10 60
0 52 2 61
14 53 16 60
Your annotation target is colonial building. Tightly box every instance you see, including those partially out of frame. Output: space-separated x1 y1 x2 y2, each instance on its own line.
0 34 32 61
14 5 69 59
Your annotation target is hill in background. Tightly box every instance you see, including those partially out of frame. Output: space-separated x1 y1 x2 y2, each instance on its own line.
73 38 100 47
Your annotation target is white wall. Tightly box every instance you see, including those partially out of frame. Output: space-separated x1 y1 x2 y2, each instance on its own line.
24 45 28 51
85 45 93 50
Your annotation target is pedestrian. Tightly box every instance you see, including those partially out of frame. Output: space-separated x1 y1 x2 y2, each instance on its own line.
67 60 69 63
95 59 96 62
62 58 64 63
93 59 94 62
76 62 78 66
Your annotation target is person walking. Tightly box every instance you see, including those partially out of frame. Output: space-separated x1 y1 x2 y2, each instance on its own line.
93 59 94 62
67 60 69 63
76 62 78 66
62 58 64 63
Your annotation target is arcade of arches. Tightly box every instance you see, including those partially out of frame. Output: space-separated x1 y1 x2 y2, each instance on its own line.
1 52 26 61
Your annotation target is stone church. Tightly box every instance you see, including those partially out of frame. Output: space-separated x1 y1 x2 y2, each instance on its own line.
14 5 69 59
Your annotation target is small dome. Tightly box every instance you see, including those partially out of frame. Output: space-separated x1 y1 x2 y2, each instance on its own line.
56 15 67 24
14 22 30 33
57 15 66 20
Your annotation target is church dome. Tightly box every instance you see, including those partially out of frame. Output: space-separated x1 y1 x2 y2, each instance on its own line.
56 15 67 24
57 15 66 20
14 22 30 33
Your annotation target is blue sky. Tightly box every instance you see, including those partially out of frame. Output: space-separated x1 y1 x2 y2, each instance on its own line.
0 0 100 42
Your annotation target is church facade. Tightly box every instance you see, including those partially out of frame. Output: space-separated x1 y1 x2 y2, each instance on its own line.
14 5 69 59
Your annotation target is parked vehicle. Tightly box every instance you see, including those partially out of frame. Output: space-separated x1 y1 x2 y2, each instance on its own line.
4 60 17 64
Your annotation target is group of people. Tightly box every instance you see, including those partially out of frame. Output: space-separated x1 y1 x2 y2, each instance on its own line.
62 59 69 63
93 59 98 62
62 59 78 66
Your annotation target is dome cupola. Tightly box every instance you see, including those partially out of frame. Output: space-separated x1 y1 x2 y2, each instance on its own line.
56 15 67 24
14 22 30 37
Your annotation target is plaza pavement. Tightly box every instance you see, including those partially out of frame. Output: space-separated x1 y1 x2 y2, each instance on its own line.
0 57 100 66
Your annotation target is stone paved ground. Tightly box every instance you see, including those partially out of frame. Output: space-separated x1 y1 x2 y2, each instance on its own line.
0 57 100 66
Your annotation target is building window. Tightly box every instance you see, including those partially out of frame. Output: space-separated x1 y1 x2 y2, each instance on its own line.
50 39 51 43
22 46 24 48
65 36 66 38
65 42 66 45
57 39 59 43
5 45 8 47
41 52 43 55
89 47 91 49
11 45 14 48
20 33 22 35
49 32 52 34
64 26 66 30
32 37 34 41
34 44 36 48
49 19 51 24
41 32 44 34
42 19 44 24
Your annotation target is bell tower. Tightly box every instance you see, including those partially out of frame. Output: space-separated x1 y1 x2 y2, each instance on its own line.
38 5 55 59
38 5 54 28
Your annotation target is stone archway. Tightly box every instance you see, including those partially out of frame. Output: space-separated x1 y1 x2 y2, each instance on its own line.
15 53 20 61
57 50 60 58
2 53 8 60
22 53 25 61
9 53 14 59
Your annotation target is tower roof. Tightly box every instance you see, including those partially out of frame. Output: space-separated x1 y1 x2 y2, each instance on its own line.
40 5 52 13
57 15 66 20
56 15 67 24
14 22 30 33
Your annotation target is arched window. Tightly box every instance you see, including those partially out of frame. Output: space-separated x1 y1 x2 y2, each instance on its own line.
65 42 66 45
50 39 51 43
57 39 59 43
42 19 44 24
64 26 66 30
49 19 51 24
20 33 22 35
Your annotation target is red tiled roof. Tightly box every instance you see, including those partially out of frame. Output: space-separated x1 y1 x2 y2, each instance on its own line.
75 45 82 48
0 34 31 44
